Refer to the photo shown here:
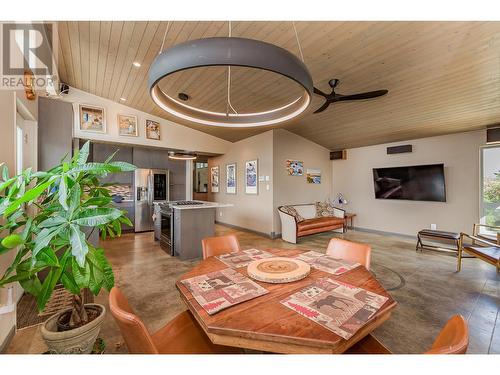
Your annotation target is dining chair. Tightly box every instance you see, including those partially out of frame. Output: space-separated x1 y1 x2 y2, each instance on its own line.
326 238 372 270
109 287 240 354
346 315 469 354
202 234 241 260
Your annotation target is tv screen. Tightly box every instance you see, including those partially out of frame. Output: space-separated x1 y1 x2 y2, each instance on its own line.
372 164 446 202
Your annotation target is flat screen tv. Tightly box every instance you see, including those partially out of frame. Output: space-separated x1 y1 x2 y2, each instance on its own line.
372 164 446 202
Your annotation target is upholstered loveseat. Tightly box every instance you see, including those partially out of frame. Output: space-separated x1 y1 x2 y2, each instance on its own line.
278 203 345 244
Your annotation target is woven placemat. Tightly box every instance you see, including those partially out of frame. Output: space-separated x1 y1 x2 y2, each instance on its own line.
17 285 94 329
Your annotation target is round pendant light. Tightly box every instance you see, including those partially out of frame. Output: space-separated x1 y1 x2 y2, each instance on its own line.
148 37 313 128
168 151 197 160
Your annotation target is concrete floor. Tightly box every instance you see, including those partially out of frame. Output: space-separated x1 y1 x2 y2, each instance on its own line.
6 225 500 354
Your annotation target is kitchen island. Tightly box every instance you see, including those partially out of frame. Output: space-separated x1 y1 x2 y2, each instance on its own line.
154 201 232 260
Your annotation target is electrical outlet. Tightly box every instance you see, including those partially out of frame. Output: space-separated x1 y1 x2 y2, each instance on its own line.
430 224 437 230
266 184 270 191
219 211 223 217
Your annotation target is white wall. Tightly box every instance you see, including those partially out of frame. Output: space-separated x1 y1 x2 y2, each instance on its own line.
208 131 274 236
273 129 333 234
63 87 231 155
332 130 485 236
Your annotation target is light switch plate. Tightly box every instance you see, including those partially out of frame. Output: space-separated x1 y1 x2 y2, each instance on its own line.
265 176 270 181
430 224 437 230
258 176 265 182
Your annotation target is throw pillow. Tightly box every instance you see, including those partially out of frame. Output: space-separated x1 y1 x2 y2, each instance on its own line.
315 201 336 217
280 205 305 223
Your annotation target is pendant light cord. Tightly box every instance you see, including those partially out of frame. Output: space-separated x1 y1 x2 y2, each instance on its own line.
292 21 305 62
159 21 171 55
227 21 238 115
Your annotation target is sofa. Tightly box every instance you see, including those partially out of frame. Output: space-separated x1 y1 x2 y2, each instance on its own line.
278 204 345 244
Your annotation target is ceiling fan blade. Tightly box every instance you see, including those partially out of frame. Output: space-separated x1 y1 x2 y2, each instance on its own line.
336 90 388 101
313 100 331 114
313 87 329 97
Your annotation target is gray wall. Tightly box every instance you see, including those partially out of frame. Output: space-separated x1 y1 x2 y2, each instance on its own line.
38 97 74 170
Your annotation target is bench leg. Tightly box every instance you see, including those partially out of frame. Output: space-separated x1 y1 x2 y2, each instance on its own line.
457 238 463 272
416 235 422 252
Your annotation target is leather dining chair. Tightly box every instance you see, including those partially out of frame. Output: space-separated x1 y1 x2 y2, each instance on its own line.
347 315 469 354
202 234 241 260
326 238 372 270
109 287 239 354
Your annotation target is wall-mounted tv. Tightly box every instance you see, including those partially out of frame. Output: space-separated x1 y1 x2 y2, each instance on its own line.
372 164 446 202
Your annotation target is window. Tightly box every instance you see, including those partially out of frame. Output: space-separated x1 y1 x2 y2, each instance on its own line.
480 145 500 235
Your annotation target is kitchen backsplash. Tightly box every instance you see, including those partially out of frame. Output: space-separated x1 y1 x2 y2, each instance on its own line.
108 184 132 200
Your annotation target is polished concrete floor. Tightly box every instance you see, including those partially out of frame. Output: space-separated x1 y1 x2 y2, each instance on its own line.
6 225 500 354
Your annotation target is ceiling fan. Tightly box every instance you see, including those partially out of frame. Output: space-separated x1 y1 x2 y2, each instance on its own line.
313 79 388 114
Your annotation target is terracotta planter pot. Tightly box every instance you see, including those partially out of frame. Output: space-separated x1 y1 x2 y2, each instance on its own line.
41 304 106 354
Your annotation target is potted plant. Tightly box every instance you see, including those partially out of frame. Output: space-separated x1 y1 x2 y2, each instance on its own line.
0 141 136 353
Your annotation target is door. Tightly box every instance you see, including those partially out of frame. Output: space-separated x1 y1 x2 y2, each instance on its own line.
134 168 152 231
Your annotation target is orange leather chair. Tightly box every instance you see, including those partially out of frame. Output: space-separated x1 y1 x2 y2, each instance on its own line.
326 238 372 270
109 287 239 354
347 315 469 354
202 234 241 260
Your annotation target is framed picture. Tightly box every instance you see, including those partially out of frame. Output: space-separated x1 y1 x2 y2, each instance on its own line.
286 159 304 176
146 119 161 140
226 163 236 194
211 166 219 193
79 104 106 133
118 114 138 137
245 159 258 195
306 168 321 184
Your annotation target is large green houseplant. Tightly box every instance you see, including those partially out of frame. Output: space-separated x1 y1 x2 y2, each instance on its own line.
0 141 135 352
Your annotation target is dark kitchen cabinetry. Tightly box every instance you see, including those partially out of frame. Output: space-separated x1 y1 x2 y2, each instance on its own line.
93 143 133 185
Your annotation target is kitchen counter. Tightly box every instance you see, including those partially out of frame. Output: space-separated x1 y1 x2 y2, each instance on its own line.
154 200 233 260
168 201 233 210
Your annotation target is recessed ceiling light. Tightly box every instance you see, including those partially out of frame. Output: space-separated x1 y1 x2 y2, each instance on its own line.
132 62 141 68
120 97 126 102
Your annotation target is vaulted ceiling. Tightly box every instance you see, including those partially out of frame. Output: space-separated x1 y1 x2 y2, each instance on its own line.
56 21 500 150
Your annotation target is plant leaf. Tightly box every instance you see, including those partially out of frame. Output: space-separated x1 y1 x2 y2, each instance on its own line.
77 141 91 165
73 207 122 227
4 179 54 217
69 163 121 175
35 247 59 268
68 184 81 216
1 234 24 249
38 216 67 228
61 270 80 294
32 227 63 258
71 257 90 289
58 175 68 210
2 164 9 181
69 224 88 267
109 161 136 172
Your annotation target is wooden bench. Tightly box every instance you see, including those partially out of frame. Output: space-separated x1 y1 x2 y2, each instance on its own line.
416 229 461 255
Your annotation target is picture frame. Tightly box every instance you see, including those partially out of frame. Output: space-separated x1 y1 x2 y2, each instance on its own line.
286 159 304 176
211 166 220 193
245 159 258 195
118 114 138 137
226 163 237 194
306 168 321 184
79 104 106 133
146 119 161 140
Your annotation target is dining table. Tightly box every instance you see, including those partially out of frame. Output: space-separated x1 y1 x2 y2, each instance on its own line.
175 248 397 354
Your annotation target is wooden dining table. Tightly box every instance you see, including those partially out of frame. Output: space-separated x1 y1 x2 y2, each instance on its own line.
176 248 397 354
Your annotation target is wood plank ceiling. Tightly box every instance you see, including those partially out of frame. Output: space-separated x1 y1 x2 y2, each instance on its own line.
57 21 500 150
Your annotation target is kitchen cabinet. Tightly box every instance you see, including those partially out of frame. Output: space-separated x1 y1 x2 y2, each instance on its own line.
93 143 133 185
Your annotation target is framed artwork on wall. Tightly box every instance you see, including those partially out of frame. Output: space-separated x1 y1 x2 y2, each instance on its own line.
79 104 106 133
306 168 321 184
286 159 304 176
118 114 138 136
146 119 161 140
245 159 258 195
226 163 236 194
211 166 220 193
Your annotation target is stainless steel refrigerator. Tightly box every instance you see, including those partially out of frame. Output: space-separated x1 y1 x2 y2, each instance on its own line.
134 168 169 232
